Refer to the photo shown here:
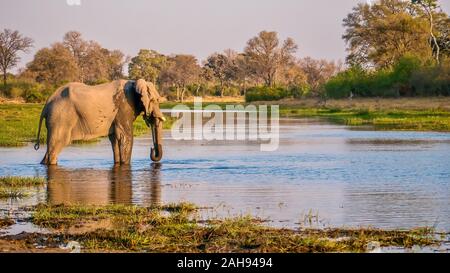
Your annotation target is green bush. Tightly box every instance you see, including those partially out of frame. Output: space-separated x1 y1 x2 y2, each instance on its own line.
245 86 291 102
245 85 311 102
7 87 24 98
290 83 310 98
0 78 53 102
410 61 450 96
324 56 450 98
324 66 366 98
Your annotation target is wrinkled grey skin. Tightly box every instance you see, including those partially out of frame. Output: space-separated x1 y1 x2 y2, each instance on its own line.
35 79 165 165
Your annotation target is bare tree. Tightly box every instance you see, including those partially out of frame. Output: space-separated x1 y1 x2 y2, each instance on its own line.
0 29 33 86
412 0 441 63
63 31 87 82
62 31 127 84
298 57 342 93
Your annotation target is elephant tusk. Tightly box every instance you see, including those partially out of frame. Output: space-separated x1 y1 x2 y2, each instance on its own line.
159 116 166 122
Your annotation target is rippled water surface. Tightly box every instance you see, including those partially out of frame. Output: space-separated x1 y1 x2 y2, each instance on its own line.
1 118 449 230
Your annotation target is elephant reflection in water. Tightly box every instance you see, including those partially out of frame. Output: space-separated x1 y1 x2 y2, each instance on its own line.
46 163 162 206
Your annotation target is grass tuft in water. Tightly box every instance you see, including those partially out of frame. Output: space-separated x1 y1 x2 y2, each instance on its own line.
0 176 45 187
0 188 29 199
0 217 15 228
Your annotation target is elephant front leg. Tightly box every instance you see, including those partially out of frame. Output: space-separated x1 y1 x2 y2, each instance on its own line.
109 134 120 164
118 134 133 165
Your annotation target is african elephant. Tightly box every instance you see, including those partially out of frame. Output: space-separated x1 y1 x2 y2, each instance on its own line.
35 79 165 165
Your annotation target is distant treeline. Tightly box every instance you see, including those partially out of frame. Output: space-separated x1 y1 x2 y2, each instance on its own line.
0 0 449 103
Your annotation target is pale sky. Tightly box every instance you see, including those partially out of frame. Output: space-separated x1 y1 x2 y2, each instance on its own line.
1 0 449 72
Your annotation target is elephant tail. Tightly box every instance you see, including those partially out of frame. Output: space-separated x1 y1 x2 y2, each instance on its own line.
34 104 47 151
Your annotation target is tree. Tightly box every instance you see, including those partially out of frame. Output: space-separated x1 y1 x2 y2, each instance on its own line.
62 31 126 84
128 49 167 83
0 29 33 86
342 0 447 68
81 41 111 84
412 0 441 63
244 31 298 87
63 31 88 82
298 57 342 94
204 52 235 96
107 50 128 80
160 55 201 102
277 63 308 89
434 15 450 58
27 43 79 85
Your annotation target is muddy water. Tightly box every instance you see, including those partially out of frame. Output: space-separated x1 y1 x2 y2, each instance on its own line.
0 117 449 230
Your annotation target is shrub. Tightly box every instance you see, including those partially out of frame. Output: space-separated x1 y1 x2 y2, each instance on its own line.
8 87 24 98
324 55 449 98
0 78 53 103
245 85 312 102
245 86 291 102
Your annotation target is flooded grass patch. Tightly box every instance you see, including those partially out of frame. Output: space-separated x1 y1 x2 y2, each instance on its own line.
0 203 436 253
0 188 29 199
0 176 45 187
0 176 45 199
0 218 15 228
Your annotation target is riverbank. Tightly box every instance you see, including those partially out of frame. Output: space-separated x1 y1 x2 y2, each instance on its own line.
0 196 441 253
162 97 450 132
0 104 174 147
1 97 450 147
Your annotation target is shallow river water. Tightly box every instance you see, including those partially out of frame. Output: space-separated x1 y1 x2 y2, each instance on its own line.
0 117 449 231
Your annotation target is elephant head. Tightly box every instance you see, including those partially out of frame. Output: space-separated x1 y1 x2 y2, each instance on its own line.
135 79 165 162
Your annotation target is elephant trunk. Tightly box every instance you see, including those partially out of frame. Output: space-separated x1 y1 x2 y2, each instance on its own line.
150 119 163 162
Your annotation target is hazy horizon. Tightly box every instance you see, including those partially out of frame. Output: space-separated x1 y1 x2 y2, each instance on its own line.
1 0 449 72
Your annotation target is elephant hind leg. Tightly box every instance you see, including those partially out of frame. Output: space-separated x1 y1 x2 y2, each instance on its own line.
40 152 49 165
47 130 72 165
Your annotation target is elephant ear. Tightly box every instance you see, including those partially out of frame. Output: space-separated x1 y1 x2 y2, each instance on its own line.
147 82 161 101
135 79 152 116
147 82 165 120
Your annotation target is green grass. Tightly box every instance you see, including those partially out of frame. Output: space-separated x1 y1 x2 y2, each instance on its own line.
0 176 45 187
0 104 45 147
26 203 439 253
0 188 29 199
0 104 175 147
1 101 449 147
161 101 450 131
0 176 45 199
280 107 450 131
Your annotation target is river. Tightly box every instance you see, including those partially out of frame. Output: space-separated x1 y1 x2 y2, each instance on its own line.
0 117 449 231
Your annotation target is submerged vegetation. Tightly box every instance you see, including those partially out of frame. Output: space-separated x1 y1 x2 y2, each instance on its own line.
0 203 432 252
0 217 14 228
0 176 45 187
0 177 442 252
0 176 45 199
